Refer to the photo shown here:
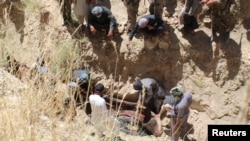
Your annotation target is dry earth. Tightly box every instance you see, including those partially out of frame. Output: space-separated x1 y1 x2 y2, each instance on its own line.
0 0 250 141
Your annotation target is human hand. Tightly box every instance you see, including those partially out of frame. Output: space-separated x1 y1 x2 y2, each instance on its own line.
163 104 172 112
126 40 131 51
90 25 96 35
201 0 207 5
107 30 113 39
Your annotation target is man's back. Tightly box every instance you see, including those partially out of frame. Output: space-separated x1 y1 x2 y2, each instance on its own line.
89 94 108 132
173 92 192 119
141 78 158 102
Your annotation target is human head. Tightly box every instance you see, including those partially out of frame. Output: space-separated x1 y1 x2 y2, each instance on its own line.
138 18 149 28
95 83 104 92
91 6 103 18
79 73 89 84
169 86 183 101
133 79 142 90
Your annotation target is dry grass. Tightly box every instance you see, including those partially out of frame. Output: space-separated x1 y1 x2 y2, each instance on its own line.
0 1 133 141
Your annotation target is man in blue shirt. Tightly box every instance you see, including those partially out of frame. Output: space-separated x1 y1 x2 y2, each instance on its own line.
156 86 192 141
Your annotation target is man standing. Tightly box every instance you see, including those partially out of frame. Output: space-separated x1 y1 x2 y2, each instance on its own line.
177 0 202 34
148 0 165 19
122 0 140 32
58 0 73 26
201 0 237 43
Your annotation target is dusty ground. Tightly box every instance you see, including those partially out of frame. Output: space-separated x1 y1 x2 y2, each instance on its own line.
0 0 250 141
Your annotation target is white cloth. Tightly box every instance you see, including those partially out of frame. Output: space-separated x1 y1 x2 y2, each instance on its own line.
89 94 121 135
89 94 109 133
73 0 89 23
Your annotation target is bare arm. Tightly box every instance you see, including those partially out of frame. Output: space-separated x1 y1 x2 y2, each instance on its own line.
202 0 220 7
104 96 146 109
173 119 183 135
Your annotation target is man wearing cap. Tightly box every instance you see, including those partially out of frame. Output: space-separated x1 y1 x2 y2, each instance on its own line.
87 6 117 38
156 86 192 141
127 14 164 46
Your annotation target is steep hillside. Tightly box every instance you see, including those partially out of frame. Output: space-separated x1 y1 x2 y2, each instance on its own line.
0 0 250 141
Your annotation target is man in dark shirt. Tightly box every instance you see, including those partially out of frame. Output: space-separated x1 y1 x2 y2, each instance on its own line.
127 14 164 46
88 6 117 39
132 78 166 136
66 69 92 115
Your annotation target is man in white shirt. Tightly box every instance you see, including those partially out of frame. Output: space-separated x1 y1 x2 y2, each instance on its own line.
89 83 120 137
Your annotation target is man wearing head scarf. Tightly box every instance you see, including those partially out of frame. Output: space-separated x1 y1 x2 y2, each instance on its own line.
88 6 117 38
156 86 192 141
127 14 164 46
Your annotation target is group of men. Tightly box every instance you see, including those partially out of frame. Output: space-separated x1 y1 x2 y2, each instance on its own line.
66 69 192 141
58 0 237 44
56 0 238 140
58 0 166 42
